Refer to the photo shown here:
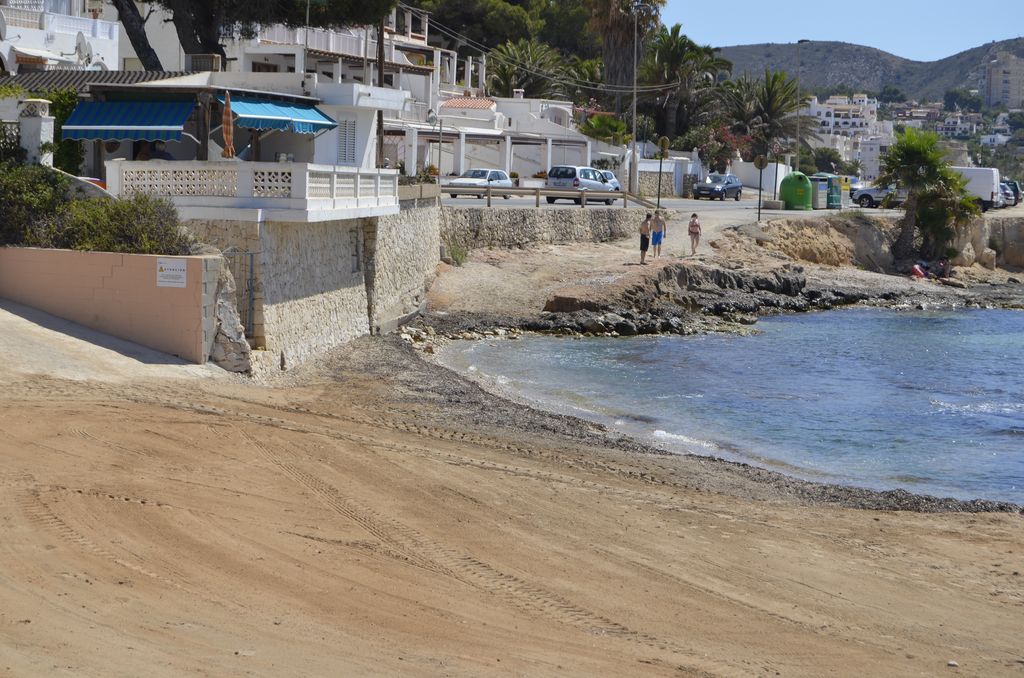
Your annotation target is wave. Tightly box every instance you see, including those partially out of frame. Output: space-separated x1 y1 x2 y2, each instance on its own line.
930 399 1024 416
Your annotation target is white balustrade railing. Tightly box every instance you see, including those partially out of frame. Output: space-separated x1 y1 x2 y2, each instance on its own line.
1 6 42 28
257 24 367 58
107 160 399 218
48 12 117 39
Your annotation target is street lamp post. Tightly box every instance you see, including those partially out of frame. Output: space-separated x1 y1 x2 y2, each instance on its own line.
795 39 810 171
426 109 442 184
630 2 650 195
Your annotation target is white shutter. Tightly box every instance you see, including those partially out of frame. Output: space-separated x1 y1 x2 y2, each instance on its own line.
336 119 357 165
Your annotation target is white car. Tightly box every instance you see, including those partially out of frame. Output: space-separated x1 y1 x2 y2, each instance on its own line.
448 169 513 198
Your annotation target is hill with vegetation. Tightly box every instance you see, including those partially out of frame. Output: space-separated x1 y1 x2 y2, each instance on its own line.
718 38 1024 102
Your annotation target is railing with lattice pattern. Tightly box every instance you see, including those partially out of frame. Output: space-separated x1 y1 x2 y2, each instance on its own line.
106 160 399 218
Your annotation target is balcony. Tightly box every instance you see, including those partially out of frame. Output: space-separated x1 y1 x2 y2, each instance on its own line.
106 160 400 223
0 4 117 38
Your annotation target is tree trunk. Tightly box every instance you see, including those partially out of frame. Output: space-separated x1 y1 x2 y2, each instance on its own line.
892 193 919 262
109 0 163 70
663 94 680 140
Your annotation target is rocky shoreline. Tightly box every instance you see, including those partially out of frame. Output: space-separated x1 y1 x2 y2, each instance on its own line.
394 227 1024 514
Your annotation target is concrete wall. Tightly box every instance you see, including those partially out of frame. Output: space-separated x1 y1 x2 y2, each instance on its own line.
441 207 647 250
365 198 441 334
0 248 218 363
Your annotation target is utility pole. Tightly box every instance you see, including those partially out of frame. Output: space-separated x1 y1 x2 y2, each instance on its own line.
795 39 810 171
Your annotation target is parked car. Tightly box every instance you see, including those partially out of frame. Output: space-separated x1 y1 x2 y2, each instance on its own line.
545 165 615 204
852 185 905 208
598 170 622 192
994 183 1009 209
999 182 1016 207
448 168 514 198
693 173 743 200
1004 179 1021 206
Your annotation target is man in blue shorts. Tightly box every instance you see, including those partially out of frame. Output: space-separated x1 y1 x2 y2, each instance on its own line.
650 210 666 258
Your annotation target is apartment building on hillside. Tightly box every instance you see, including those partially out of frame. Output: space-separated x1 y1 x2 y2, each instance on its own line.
985 52 1024 108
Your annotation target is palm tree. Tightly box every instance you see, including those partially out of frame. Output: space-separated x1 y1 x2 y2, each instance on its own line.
578 115 631 145
583 0 665 114
719 75 762 137
876 128 979 261
750 69 818 157
487 39 567 100
643 24 730 139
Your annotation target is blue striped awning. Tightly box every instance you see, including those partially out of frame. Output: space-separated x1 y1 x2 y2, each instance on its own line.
221 96 337 134
62 100 196 141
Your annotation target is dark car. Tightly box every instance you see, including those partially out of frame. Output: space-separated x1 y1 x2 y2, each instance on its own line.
693 174 743 200
1004 179 1021 206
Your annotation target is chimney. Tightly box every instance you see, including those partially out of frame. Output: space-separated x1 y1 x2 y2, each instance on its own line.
513 88 524 99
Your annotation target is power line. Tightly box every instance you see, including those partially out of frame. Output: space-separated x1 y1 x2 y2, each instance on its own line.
401 3 681 95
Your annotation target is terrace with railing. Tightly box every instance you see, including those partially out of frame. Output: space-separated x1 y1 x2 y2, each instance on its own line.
105 160 400 222
0 0 117 38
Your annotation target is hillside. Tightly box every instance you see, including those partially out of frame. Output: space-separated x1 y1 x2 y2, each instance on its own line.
719 37 1024 101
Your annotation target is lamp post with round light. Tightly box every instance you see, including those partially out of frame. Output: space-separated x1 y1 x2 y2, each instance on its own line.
631 2 652 194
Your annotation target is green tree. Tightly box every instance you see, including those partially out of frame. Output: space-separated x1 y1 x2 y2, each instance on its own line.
486 39 566 99
876 128 978 261
578 114 630 145
877 85 906 103
719 75 762 137
750 69 808 158
1007 111 1024 132
582 0 664 114
412 0 538 52
943 88 982 113
643 24 729 139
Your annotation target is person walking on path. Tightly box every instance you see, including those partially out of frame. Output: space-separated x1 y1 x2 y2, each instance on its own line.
688 213 702 256
639 213 652 264
651 210 666 258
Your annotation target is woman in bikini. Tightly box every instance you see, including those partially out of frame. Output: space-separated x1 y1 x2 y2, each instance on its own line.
688 213 701 256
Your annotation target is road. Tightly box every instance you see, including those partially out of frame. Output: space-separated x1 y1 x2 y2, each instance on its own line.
442 191 906 220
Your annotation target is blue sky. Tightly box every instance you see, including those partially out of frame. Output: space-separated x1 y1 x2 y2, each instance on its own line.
660 1 1022 62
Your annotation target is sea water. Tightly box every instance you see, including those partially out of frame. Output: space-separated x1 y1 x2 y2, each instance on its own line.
438 308 1024 503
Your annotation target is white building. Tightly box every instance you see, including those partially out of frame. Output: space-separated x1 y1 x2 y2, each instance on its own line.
935 115 976 138
856 136 893 183
0 0 118 74
802 93 893 165
980 133 1011 147
106 5 600 179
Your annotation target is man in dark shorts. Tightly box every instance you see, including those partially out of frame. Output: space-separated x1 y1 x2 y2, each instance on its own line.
639 213 652 264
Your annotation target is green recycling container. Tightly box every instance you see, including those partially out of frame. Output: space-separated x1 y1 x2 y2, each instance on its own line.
812 172 844 209
779 171 812 210
826 177 842 209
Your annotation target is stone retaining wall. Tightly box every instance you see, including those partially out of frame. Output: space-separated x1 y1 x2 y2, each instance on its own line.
365 198 441 334
639 170 676 198
441 207 650 250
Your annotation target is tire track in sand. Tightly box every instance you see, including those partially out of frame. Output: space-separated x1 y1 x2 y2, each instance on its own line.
236 428 707 666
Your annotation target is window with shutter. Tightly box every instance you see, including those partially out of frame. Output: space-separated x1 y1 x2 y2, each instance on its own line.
336 119 357 165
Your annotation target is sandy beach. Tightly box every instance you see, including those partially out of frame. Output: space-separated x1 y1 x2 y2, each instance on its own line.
1 321 1022 676
2 210 1024 676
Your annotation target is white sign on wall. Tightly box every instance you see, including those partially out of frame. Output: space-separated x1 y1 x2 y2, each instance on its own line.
156 257 187 288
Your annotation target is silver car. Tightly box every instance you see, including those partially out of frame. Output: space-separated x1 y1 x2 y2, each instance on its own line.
448 168 513 199
545 165 616 204
599 170 622 192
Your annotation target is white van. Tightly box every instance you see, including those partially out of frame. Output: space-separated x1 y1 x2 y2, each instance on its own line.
951 167 1001 211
